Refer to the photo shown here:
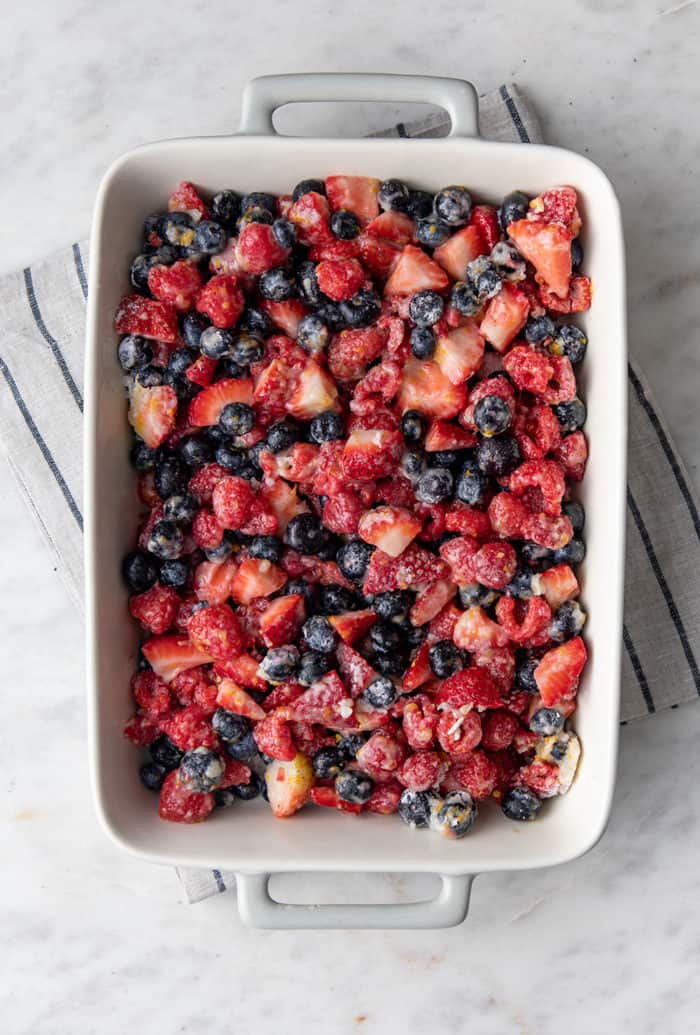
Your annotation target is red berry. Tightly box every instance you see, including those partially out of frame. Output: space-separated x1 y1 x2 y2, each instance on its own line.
436 709 482 758
123 712 161 745
399 751 446 791
401 696 439 751
191 509 226 549
160 705 219 751
131 670 171 716
129 584 180 635
212 476 255 530
316 258 365 301
472 541 517 589
481 710 519 751
195 274 245 328
158 770 214 824
449 751 499 800
147 260 202 312
253 711 297 762
237 222 291 274
186 603 244 661
496 595 552 643
114 294 178 342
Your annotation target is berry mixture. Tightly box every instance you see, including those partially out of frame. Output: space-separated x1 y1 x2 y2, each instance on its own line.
117 177 590 838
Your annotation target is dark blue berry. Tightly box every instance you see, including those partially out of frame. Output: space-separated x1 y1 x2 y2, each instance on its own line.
161 212 195 247
215 444 247 471
571 239 584 272
309 411 344 443
118 334 152 372
335 770 374 804
193 220 227 255
211 190 240 229
266 420 301 453
150 735 183 770
515 655 539 693
336 540 374 582
247 535 282 563
400 410 425 444
259 266 296 301
428 640 460 677
225 731 259 761
179 748 225 792
237 206 273 231
458 583 499 608
549 600 587 642
374 651 407 676
272 218 296 249
410 326 435 359
230 332 265 367
298 651 332 686
504 567 535 599
159 558 189 589
372 590 412 620
450 280 481 316
363 676 397 709
146 519 185 560
239 306 274 338
292 180 325 202
474 396 512 437
378 179 409 212
529 708 566 736
318 584 359 614
284 578 317 610
562 500 585 535
260 646 300 682
502 786 542 821
315 300 348 331
520 542 556 569
339 289 381 328
553 538 586 566
331 210 361 239
338 734 366 760
163 492 198 524
553 398 586 432
232 773 264 800
200 326 234 359
205 539 234 562
406 190 433 220
404 450 427 479
240 192 277 215
139 762 166 791
178 434 214 467
476 435 521 476
416 467 453 504
369 622 402 655
434 185 472 226
122 550 158 593
129 252 158 292
409 290 444 327
436 791 477 837
296 261 324 306
285 514 327 554
312 746 344 779
154 456 187 498
455 462 489 506
213 788 237 808
303 615 338 653
398 789 437 828
130 440 158 471
498 190 529 229
550 324 588 364
524 315 555 344
219 402 255 436
415 217 451 248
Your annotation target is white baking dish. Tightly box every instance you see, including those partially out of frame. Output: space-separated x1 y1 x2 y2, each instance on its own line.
85 74 627 929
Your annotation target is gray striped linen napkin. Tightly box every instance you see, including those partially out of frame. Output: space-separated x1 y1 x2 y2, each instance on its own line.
1 84 698 903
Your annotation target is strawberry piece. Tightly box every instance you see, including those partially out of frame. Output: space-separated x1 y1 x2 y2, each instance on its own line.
147 260 202 312
188 378 254 426
191 509 225 550
453 606 510 652
473 646 516 695
365 779 403 814
310 786 363 814
281 549 354 590
127 383 178 449
508 218 572 299
261 478 309 533
358 234 402 277
195 274 245 328
328 609 378 644
231 557 287 604
142 634 213 683
236 222 291 274
449 751 499 800
309 238 361 262
425 420 477 452
211 475 255 530
260 298 309 337
439 535 479 584
129 584 180 635
384 244 450 296
538 564 579 609
409 578 457 626
187 462 229 504
221 758 253 787
254 713 297 762
514 403 561 461
286 361 339 420
436 708 482 758
510 459 566 516
187 603 244 661
399 751 446 791
444 504 493 539
342 428 403 481
168 181 210 220
472 541 517 589
323 489 364 535
238 497 279 537
271 443 320 483
185 354 218 387
266 753 315 817
555 431 588 481
326 175 381 224
470 204 500 250
433 321 485 386
401 695 439 751
290 671 356 729
123 712 161 745
131 670 171 716
363 543 449 594
290 720 336 757
160 704 220 751
436 667 503 710
539 276 592 314
479 283 530 352
288 191 333 244
529 186 580 233
402 641 433 691
216 678 266 721
259 594 306 648
115 294 179 342
357 505 422 557
540 355 577 405
502 345 554 395
316 257 365 301
522 510 573 550
427 603 461 644
328 325 386 381
535 636 587 706
513 727 541 754
260 682 304 713
366 209 415 244
253 357 297 425
356 729 406 775
335 642 377 697
214 653 267 691
433 224 487 280
158 771 214 824
487 492 529 538
397 358 467 420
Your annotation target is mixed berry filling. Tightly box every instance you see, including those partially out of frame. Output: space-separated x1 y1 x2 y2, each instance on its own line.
117 176 589 836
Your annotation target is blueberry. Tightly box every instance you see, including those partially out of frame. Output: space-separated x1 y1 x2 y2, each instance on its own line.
529 708 566 736
239 307 274 339
455 462 489 506
292 179 325 201
205 539 234 562
259 266 296 301
515 655 539 693
315 300 348 331
406 190 433 220
135 364 164 388
553 538 586 566
161 369 197 401
403 450 427 479
410 325 436 359
163 492 198 524
434 185 472 226
150 734 183 770
122 549 158 592
118 334 152 372
449 281 480 318
211 190 241 229
272 218 296 249
129 252 158 292
562 500 585 535
504 567 534 599
296 261 324 306
312 746 344 779
178 434 214 467
339 289 381 328
294 314 329 356
243 534 279 563
432 449 461 469
213 788 237 808
143 212 164 243
240 191 277 215
372 590 412 621
193 220 227 255
284 578 318 610
571 239 584 272
200 326 234 359
230 332 265 367
369 622 402 655
237 206 273 230
179 747 225 793
318 584 359 614
476 435 521 477
428 640 460 678
409 290 445 328
154 456 187 498
458 583 499 608
139 762 166 791
550 324 588 364
415 217 451 248
225 731 259 761
129 440 158 471
415 467 453 504
520 542 556 570
549 600 587 642
374 651 407 676
336 540 374 582
363 676 397 709
298 651 332 686
400 410 425 444
146 519 185 560
501 786 542 821
286 514 327 554
335 770 374 804
303 615 338 653
215 444 246 471
161 212 195 248
232 773 264 800
159 558 190 589
524 315 555 344
260 646 300 682
219 402 255 436
435 790 477 838
490 241 526 282
337 734 365 760
466 256 502 301
266 420 301 453
398 788 437 828
309 411 344 443
330 209 361 239
378 179 409 212
498 190 530 229
553 398 586 432
474 396 512 437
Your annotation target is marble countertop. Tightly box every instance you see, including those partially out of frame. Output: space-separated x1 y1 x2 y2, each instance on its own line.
3 1 700 1032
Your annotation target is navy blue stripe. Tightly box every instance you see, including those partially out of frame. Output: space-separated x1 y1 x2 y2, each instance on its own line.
0 357 83 531
72 242 88 300
211 869 226 893
627 487 700 693
396 122 408 138
499 85 531 144
622 623 655 713
628 362 700 542
23 267 84 412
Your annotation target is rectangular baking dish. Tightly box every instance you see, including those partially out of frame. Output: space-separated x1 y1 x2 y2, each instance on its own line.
86 73 627 929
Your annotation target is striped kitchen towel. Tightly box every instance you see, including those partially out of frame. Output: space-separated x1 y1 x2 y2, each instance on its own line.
0 84 698 902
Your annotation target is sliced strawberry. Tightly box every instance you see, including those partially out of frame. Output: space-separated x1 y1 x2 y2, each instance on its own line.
328 325 386 381
260 477 310 533
316 257 365 301
290 671 356 728
260 298 309 337
271 442 320 483
428 602 462 643
195 273 245 328
328 609 378 645
535 636 587 706
409 578 457 626
115 294 178 342
365 211 415 244
193 558 238 605
216 678 266 720
147 260 202 313
256 718 298 765
479 283 530 353
141 634 213 683
537 564 579 609
326 175 381 224
286 361 339 420
185 354 218 387
188 378 254 426
539 275 592 314
168 181 210 220
555 431 588 481
433 225 487 280
335 642 377 697
310 786 363 814
214 653 267 691
424 420 477 453
363 543 449 594
470 205 500 250
508 219 572 299
453 606 509 652
357 505 422 557
231 557 287 604
357 234 402 277
402 641 432 691
259 593 306 648
397 359 467 420
288 191 332 245
322 489 364 534
433 321 485 386
128 382 178 449
342 428 403 481
236 221 291 274
384 245 450 296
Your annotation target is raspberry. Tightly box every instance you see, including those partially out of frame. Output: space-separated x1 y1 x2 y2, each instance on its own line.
262 681 305 713
288 191 332 245
351 360 403 413
449 751 499 800
481 710 519 751
435 667 503 710
161 705 219 750
438 536 479 584
532 186 579 229
123 711 161 745
356 729 406 775
212 476 255 530
290 720 336 757
399 751 446 791
131 670 172 716
195 274 245 328
237 222 291 274
496 596 552 643
128 585 180 635
363 543 449 594
175 594 202 632
187 463 229 505
473 647 516 694
375 475 415 509
147 260 202 312
436 708 482 758
365 779 403 814
170 666 211 707
328 326 386 381
186 603 244 661
509 459 566 516
158 771 215 824
221 758 252 787
316 258 365 301
323 490 364 534
555 431 588 481
239 498 279 536
191 509 226 549
516 760 560 798
472 541 517 589
487 748 519 791
487 492 530 539
540 275 592 314
168 181 210 220
502 345 554 396
540 355 577 404
514 404 561 461
253 711 297 762
444 503 493 539
522 511 573 550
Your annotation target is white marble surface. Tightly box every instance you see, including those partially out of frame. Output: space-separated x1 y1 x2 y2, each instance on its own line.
3 0 700 1032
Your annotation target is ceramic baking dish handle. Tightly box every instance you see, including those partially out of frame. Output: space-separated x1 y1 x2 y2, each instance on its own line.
235 872 473 929
238 73 479 138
